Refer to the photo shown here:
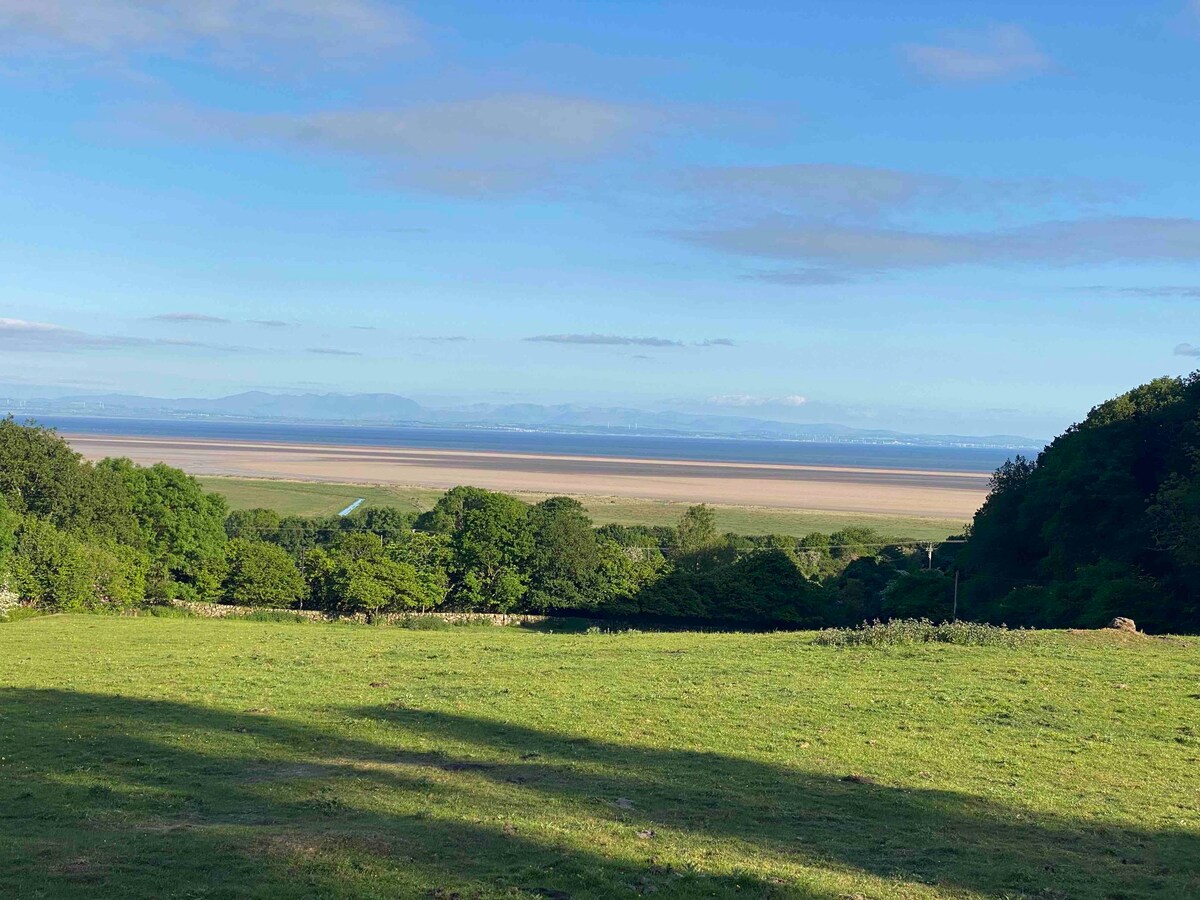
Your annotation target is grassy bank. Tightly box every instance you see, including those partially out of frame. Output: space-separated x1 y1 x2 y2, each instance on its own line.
1 616 1196 898
199 475 965 540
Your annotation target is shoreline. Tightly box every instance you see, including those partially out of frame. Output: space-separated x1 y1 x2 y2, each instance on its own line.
65 433 990 519
63 436 984 520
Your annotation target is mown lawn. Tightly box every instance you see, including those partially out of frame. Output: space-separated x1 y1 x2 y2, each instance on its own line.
199 475 964 540
0 617 1196 899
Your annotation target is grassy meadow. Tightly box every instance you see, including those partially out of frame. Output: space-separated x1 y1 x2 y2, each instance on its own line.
1 615 1197 898
198 475 966 540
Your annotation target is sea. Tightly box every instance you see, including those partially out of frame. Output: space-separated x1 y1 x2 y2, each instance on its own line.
31 416 1040 474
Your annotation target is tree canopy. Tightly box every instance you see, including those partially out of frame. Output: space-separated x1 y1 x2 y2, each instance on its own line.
959 372 1200 632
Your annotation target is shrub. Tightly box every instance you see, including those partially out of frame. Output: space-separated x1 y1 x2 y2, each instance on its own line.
238 609 310 624
10 518 148 611
813 618 1025 648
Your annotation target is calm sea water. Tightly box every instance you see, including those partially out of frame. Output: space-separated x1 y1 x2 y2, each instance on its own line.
35 416 1034 474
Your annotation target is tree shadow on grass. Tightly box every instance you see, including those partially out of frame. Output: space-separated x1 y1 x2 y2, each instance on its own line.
0 688 809 899
0 689 1196 899
356 705 1199 900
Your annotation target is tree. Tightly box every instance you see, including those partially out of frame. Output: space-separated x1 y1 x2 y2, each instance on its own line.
674 504 717 555
103 459 229 601
0 417 138 542
224 508 282 542
9 517 146 611
959 372 1200 632
0 496 16 585
881 570 953 621
420 487 533 610
223 538 305 607
526 497 603 610
349 506 415 543
387 530 451 611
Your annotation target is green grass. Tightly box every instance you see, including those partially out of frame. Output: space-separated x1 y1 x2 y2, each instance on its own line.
200 475 965 540
1 616 1197 898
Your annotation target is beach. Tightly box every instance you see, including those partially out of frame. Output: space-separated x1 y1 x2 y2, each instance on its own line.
65 433 991 519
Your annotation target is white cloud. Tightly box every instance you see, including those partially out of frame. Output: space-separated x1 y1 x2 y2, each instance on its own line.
1175 343 1200 357
903 24 1052 83
0 0 412 60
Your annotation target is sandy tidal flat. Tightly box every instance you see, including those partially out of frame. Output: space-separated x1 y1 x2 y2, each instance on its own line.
66 434 990 519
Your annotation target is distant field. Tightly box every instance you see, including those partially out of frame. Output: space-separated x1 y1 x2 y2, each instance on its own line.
1 616 1196 898
199 475 967 539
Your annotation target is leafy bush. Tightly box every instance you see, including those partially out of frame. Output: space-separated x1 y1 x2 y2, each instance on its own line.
391 615 454 630
813 618 1025 648
238 609 310 624
145 605 198 619
10 518 147 611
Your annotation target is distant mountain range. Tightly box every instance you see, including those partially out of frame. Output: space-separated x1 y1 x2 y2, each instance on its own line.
0 388 1043 449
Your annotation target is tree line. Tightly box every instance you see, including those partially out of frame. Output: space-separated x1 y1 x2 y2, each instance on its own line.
0 417 959 625
4 370 1199 633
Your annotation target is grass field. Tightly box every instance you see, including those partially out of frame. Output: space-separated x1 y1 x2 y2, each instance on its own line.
1 616 1196 898
198 475 966 540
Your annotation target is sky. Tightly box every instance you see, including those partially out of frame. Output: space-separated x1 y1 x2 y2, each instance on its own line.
1 0 1199 438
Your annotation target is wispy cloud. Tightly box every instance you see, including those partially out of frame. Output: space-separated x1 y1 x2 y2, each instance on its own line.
1078 285 1200 299
684 163 1122 222
415 335 469 343
162 94 662 197
306 346 362 356
149 312 231 324
526 333 684 348
902 24 1052 83
678 217 1200 273
0 0 413 63
248 319 295 328
526 333 734 348
708 394 808 407
1175 343 1200 357
745 269 858 286
0 318 242 353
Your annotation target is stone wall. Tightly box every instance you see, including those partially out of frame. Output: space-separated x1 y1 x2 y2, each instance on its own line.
170 600 549 628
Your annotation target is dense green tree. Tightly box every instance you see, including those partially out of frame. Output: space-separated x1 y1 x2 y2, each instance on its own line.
224 508 282 541
103 459 229 600
9 517 146 611
348 506 416 543
0 496 16 584
673 503 717 555
0 417 138 542
419 487 533 610
881 570 954 622
387 530 452 611
960 373 1200 632
526 497 603 610
223 538 305 607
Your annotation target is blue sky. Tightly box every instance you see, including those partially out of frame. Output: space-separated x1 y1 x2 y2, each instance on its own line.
1 0 1199 437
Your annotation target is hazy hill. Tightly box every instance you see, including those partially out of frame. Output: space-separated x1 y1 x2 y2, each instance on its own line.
0 387 1039 448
